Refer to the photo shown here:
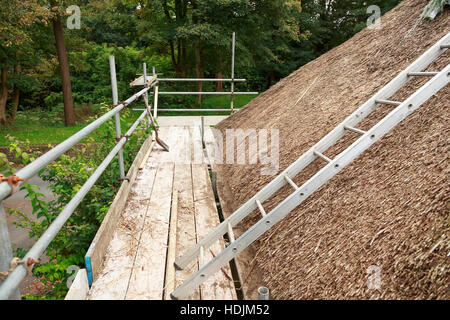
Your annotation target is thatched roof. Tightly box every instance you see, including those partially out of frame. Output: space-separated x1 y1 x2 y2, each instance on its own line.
214 0 449 299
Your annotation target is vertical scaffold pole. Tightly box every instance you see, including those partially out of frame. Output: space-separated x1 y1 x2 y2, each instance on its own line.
258 287 270 300
109 55 125 180
152 66 159 119
143 63 151 128
143 63 148 100
230 32 236 114
201 116 205 149
0 202 20 300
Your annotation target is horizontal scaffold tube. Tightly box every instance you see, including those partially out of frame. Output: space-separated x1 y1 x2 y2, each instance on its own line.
132 108 241 112
148 91 258 95
158 78 246 82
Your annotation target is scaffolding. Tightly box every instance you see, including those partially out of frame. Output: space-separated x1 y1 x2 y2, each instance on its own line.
131 32 258 115
0 32 258 300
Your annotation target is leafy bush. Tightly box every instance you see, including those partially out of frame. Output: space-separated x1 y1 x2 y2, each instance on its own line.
68 44 173 106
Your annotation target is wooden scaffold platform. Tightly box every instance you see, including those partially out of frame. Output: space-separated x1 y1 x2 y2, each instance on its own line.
82 125 236 300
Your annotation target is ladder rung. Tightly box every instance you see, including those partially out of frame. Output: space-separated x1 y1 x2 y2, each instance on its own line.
441 44 450 49
199 246 204 267
375 99 402 106
283 174 299 190
313 150 332 163
407 72 439 77
227 222 235 243
255 199 266 217
344 125 366 135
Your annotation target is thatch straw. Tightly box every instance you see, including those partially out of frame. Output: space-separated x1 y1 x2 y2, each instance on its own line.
215 0 449 299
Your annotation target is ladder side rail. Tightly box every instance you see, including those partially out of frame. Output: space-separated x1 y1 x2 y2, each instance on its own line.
171 65 449 299
173 32 449 270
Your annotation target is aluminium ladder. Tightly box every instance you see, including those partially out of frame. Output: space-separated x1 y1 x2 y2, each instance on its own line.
171 32 450 299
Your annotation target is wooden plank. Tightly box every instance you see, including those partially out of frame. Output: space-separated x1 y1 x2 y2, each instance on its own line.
171 163 200 300
171 126 190 164
149 126 188 164
125 163 174 300
130 75 157 87
87 161 158 299
65 269 89 300
164 189 178 300
190 126 206 165
153 82 159 118
173 126 191 165
165 164 202 300
85 135 153 284
159 126 180 163
204 126 221 171
139 132 156 170
191 164 236 300
185 126 193 164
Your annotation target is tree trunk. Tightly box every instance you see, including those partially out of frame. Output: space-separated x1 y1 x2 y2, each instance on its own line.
11 63 20 122
195 41 203 105
266 72 275 89
180 41 187 77
52 14 75 126
170 40 187 77
169 41 178 73
215 71 223 92
215 55 224 92
0 67 8 126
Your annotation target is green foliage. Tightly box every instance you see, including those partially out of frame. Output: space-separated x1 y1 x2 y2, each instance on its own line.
2 0 405 119
135 0 304 88
67 43 174 105
298 0 403 58
82 0 139 47
0 0 52 50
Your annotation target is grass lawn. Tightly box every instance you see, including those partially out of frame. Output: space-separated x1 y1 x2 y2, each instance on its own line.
0 111 130 146
1 122 94 146
199 94 257 108
0 93 258 146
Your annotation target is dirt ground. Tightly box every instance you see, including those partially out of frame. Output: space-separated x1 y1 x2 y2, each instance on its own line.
214 0 449 299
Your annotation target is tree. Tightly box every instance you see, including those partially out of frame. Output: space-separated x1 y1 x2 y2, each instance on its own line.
10 57 21 121
297 0 403 56
136 0 190 77
82 0 138 48
0 62 7 125
49 0 75 126
0 1 52 126
135 0 303 99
